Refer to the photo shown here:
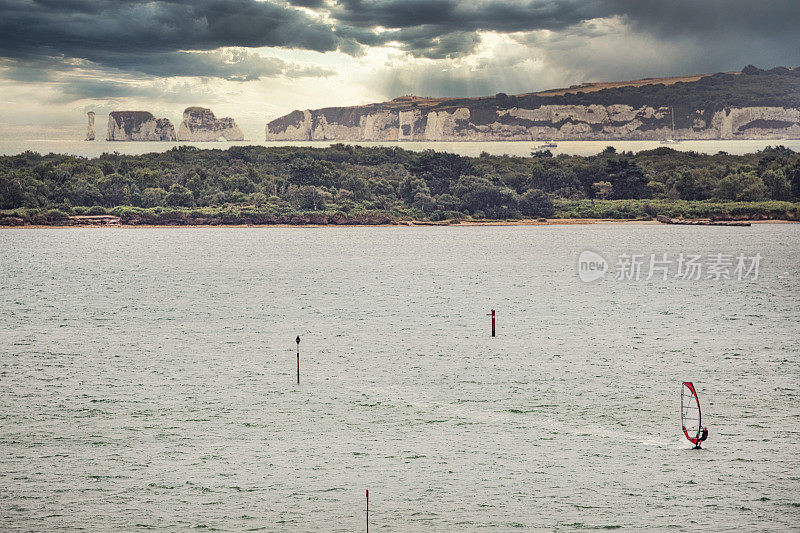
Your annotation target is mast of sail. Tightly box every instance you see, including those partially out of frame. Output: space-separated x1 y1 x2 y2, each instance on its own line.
671 107 676 135
681 381 702 444
696 385 702 431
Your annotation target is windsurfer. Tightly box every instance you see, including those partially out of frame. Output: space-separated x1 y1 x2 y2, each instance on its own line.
694 426 708 448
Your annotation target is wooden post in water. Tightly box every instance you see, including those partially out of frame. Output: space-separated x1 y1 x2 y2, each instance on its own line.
366 489 369 533
295 336 300 384
489 309 495 337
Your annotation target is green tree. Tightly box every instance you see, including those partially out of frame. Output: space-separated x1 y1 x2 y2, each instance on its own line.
249 192 268 207
67 179 103 207
674 170 713 200
97 172 127 206
370 178 394 196
341 175 371 200
528 165 578 193
335 189 354 203
787 160 800 199
374 195 396 211
398 177 431 203
289 159 339 188
574 162 606 198
605 158 649 199
666 186 680 201
434 194 461 212
592 181 613 200
0 170 28 208
761 169 791 200
126 184 143 207
142 187 167 207
412 192 435 213
407 151 472 195
646 180 667 198
713 172 767 201
519 189 555 217
165 184 195 207
451 175 519 215
226 174 256 194
293 186 329 210
132 168 166 191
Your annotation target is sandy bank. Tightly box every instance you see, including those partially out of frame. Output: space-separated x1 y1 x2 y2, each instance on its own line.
4 218 797 229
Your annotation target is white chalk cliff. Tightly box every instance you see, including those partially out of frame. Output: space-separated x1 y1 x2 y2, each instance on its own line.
266 104 800 141
107 111 176 141
85 111 95 141
177 107 244 141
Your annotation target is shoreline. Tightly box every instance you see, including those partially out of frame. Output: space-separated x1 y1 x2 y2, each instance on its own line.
3 218 797 229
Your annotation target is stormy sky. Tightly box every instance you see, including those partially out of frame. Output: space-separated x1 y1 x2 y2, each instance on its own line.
0 0 797 139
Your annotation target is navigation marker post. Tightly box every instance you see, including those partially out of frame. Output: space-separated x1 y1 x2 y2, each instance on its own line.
366 489 369 533
296 336 300 384
488 309 495 337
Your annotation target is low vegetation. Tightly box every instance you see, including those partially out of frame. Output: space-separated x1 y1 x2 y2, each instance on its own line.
1 143 799 225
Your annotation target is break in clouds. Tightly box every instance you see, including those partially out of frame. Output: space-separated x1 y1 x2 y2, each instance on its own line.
0 0 798 134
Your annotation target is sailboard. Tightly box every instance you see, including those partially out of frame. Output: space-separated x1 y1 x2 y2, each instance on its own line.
681 381 702 446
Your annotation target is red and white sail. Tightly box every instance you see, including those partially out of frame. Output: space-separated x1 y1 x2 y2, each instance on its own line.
681 381 702 444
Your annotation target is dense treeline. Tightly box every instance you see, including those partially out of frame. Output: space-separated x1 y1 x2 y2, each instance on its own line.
1 143 800 225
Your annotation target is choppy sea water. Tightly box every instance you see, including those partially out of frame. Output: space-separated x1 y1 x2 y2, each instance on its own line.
1 225 799 531
2 139 800 158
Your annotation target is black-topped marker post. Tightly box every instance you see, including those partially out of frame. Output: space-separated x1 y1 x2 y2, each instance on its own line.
489 309 495 337
295 335 300 384
366 489 369 533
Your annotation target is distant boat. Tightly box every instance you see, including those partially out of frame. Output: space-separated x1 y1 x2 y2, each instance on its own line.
660 107 681 144
535 140 558 149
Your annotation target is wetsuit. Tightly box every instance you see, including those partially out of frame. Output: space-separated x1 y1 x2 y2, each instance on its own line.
699 428 708 442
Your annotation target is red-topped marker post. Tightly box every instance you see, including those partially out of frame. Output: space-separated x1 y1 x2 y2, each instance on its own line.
296 336 300 384
488 309 495 337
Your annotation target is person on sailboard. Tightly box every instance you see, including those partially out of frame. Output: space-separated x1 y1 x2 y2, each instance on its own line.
694 426 709 447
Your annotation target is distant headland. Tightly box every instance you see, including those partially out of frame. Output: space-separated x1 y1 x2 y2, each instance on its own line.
265 65 800 142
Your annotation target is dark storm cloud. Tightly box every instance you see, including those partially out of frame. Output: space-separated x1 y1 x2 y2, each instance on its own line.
328 0 800 39
286 0 329 8
331 0 599 32
0 0 797 80
327 0 799 62
2 48 332 88
0 0 340 78
388 28 482 59
97 50 335 81
329 0 603 58
606 0 800 40
336 25 484 59
602 0 800 72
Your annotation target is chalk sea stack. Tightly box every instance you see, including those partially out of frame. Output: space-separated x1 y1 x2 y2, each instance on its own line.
107 111 176 141
85 112 95 141
177 107 244 141
265 66 800 141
